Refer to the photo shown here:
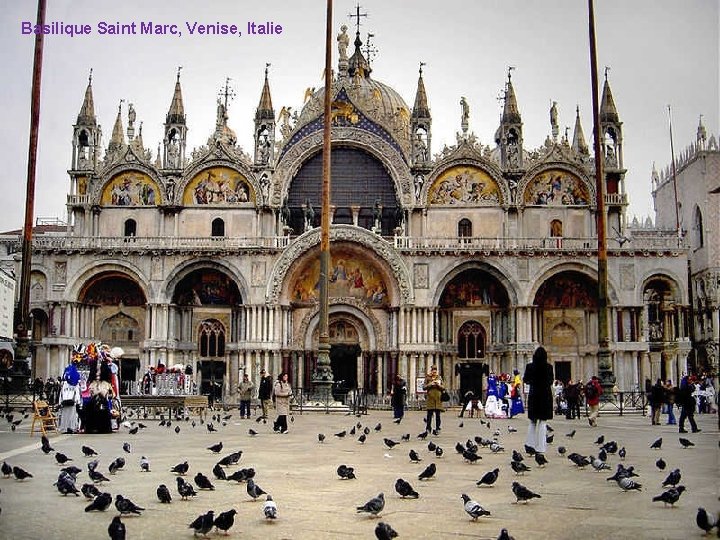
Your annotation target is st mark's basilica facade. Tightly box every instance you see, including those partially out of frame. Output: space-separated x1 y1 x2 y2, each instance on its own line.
10 24 707 401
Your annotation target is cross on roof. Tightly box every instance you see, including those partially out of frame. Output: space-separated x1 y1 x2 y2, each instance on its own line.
349 3 368 35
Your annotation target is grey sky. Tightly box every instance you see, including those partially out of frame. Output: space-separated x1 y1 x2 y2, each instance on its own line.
1 0 717 232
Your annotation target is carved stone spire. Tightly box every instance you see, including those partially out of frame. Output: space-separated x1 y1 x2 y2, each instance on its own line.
76 69 96 126
163 67 187 169
600 70 619 123
166 67 185 125
412 63 430 118
255 63 274 121
411 62 431 168
572 106 589 155
496 68 523 171
107 101 125 154
697 114 707 150
254 64 276 166
348 31 371 79
502 71 521 124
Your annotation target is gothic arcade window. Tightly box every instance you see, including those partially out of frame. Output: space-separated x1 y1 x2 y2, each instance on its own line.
199 319 226 357
211 218 225 237
693 206 704 249
124 219 137 237
457 321 486 358
458 218 472 238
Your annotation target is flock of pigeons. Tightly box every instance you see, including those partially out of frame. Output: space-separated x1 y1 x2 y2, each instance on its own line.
0 405 715 539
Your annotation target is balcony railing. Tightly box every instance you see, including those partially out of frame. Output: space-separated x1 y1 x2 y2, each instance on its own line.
604 193 628 205
32 235 291 251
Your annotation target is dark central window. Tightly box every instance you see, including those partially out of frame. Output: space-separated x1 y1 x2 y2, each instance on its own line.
286 147 401 235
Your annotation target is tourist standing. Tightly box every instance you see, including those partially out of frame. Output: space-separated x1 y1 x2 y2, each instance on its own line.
585 376 603 427
257 369 273 423
664 380 677 425
424 365 445 435
390 374 407 422
522 346 554 455
649 379 665 425
272 372 292 434
678 375 701 433
509 369 525 418
237 373 255 419
58 360 82 434
564 379 581 420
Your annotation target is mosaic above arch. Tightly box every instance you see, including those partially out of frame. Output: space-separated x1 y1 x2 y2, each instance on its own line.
535 271 598 308
524 169 589 206
290 246 389 308
182 166 254 205
101 171 161 206
172 268 241 306
440 269 510 308
428 166 501 205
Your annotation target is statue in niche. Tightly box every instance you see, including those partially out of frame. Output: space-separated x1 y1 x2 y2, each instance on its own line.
372 199 382 229
167 138 180 168
414 174 424 200
413 132 427 163
337 25 349 60
303 199 315 232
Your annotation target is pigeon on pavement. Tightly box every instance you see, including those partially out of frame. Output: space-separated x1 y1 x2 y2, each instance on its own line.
157 484 172 503
383 438 399 449
337 464 356 480
649 437 663 449
662 468 681 487
108 516 126 540
696 507 717 534
418 463 436 480
375 522 398 540
176 477 197 499
409 449 422 462
678 437 695 449
12 466 33 481
461 493 490 520
655 458 666 470
652 485 686 506
214 509 238 533
115 494 144 515
81 483 100 499
263 495 278 519
55 452 72 465
170 461 189 475
84 492 112 512
534 453 548 467
122 442 131 454
81 445 98 457
476 468 500 487
394 478 419 498
617 477 643 491
356 492 385 516
511 460 530 475
207 442 223 453
246 478 267 500
140 456 150 472
189 511 215 537
511 481 541 503
194 472 215 490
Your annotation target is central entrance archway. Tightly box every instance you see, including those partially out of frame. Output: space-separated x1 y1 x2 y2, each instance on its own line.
328 319 360 401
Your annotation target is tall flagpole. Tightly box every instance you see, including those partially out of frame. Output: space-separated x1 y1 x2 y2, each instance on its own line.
15 0 47 377
588 0 615 392
667 105 681 240
312 0 335 398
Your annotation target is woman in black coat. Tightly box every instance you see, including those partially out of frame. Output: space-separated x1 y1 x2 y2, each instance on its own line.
523 346 554 454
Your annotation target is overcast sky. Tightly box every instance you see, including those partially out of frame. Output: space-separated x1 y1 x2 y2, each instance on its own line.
1 0 717 232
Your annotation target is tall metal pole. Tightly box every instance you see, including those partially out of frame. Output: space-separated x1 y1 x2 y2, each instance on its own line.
667 105 681 240
312 0 335 396
15 0 47 377
588 0 614 391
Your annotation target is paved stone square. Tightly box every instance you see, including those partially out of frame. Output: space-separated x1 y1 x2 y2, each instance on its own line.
0 407 717 539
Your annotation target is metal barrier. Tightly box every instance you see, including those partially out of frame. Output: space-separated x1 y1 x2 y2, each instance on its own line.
585 391 648 416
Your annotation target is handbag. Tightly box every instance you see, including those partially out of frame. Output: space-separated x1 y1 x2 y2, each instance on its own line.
441 390 451 402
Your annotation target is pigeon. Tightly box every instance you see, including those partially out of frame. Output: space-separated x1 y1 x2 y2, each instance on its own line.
568 453 590 468
598 448 607 462
374 423 382 432
394 478 419 498
55 452 72 465
363 427 371 435
497 528 516 540
512 450 524 462
511 460 531 475
318 433 325 443
109 457 125 475
617 476 643 491
534 453 548 468
590 455 610 471
337 464 356 480
87 459 100 472
194 472 215 490
649 437 663 449
358 434 367 444
12 466 33 480
248 428 258 436
128 426 139 435
507 425 517 433
54 471 80 496
662 468 681 487
696 507 717 534
350 426 357 435
206 423 217 433
115 494 144 515
603 441 618 454
618 447 626 460
356 492 385 516
157 484 172 503
334 430 347 438
171 461 189 475
1 462 11 477
565 429 576 438
62 465 82 476
523 444 536 456
490 443 504 453
207 442 223 453
140 456 150 472
461 493 491 520
435 446 444 458
462 449 481 464
655 458 666 470
212 463 227 481
418 463 437 480
401 433 410 441
189 510 215 537
217 452 242 466
84 492 112 512
427 441 437 452
678 437 695 449
557 446 567 455
107 516 126 540
652 485 686 506
512 481 541 503
176 477 197 499
40 434 54 454
214 509 238 533
226 469 251 482
383 438 399 449
263 496 278 519
81 445 98 457
545 434 554 445
247 479 267 500
122 442 131 454
476 468 500 487
409 449 422 462
594 435 605 445
375 522 399 540
455 442 466 455
81 483 100 499
89 468 110 483
417 431 429 440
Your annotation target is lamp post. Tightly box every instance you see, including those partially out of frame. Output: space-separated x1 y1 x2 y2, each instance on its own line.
588 0 615 392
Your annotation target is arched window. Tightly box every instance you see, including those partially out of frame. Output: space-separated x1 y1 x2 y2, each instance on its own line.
199 320 226 357
123 219 136 237
550 219 563 237
693 206 704 248
458 218 472 238
457 321 486 358
211 218 225 237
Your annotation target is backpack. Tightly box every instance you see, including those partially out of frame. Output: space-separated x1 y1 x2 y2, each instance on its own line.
585 381 598 400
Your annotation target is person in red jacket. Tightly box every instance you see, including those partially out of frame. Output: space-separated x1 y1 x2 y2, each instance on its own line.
585 376 603 427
